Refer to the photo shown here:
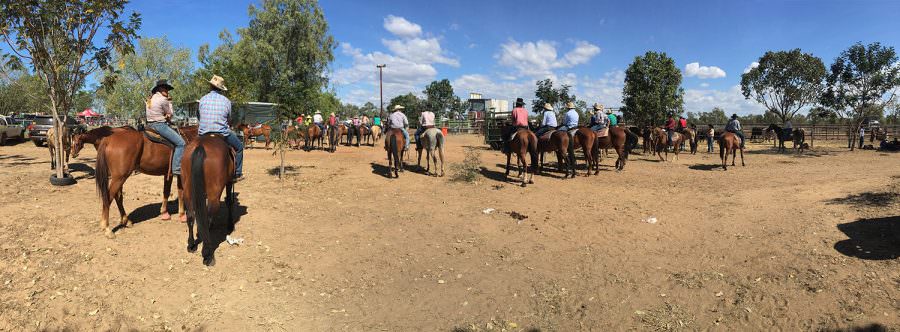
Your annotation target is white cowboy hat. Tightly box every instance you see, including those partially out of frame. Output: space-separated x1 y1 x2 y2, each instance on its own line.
566 101 576 109
208 75 228 91
543 103 553 111
315 110 321 114
330 112 335 115
593 103 604 111
605 109 613 114
392 105 406 111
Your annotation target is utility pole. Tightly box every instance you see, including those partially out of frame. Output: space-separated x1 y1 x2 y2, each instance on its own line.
377 64 386 120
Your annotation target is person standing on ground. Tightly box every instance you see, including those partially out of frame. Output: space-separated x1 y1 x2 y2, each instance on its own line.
859 126 865 149
706 124 715 153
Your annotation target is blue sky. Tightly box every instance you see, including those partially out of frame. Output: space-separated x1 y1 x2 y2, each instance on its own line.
8 0 900 114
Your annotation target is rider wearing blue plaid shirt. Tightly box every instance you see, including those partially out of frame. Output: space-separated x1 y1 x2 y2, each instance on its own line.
199 75 244 181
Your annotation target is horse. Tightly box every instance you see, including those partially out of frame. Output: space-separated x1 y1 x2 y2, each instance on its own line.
592 126 639 172
71 126 135 158
326 124 342 153
415 128 445 177
651 127 685 162
94 125 197 238
180 135 236 266
236 123 272 149
370 125 383 142
338 124 350 145
682 128 698 155
47 125 71 171
535 129 575 178
569 127 596 177
500 126 538 187
764 124 805 153
641 126 655 155
283 125 303 149
384 128 406 178
304 125 325 151
718 132 745 170
353 125 370 147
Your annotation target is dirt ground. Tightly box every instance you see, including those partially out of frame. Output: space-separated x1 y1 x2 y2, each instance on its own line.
0 133 898 331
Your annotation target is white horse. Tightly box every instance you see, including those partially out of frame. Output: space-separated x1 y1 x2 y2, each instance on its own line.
416 128 445 177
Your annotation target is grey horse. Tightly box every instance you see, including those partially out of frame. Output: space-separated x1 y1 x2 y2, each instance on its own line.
416 128 445 177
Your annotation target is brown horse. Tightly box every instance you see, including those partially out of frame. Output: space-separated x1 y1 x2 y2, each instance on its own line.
47 125 71 170
181 135 236 266
642 126 655 155
326 124 342 153
384 128 406 178
304 125 325 151
94 126 197 238
587 127 635 173
536 129 575 178
71 126 135 158
353 125 370 146
718 132 745 170
500 126 538 187
651 127 685 162
570 127 597 176
237 123 272 149
682 128 698 154
371 125 383 141
283 125 303 149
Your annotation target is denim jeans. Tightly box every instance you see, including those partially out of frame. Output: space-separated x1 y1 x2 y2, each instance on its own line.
147 122 185 175
590 124 606 132
221 131 244 177
707 138 714 152
401 128 409 149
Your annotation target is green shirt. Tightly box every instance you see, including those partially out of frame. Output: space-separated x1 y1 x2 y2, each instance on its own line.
608 114 618 126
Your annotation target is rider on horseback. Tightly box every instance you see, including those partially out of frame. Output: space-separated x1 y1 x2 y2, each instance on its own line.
313 110 325 133
198 75 244 182
559 102 579 134
146 79 185 176
607 108 618 127
388 105 410 150
726 114 745 148
534 103 557 138
589 103 609 132
503 98 530 153
664 116 677 145
415 108 435 149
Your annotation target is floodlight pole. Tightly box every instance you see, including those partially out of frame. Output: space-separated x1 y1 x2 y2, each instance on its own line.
377 64 386 120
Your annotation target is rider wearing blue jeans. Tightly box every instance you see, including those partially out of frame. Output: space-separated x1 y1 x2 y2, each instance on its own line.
146 80 185 175
199 75 244 181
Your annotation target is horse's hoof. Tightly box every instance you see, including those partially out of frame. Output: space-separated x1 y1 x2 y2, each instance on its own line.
179 214 187 223
160 212 171 221
187 244 197 253
124 218 134 227
104 228 115 239
203 256 216 266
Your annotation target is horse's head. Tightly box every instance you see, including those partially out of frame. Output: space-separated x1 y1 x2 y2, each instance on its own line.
71 133 85 158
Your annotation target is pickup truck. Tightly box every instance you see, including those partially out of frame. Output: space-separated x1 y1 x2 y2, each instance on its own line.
0 116 26 145
28 115 77 147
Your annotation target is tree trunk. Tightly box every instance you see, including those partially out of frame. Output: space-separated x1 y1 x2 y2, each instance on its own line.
279 149 285 181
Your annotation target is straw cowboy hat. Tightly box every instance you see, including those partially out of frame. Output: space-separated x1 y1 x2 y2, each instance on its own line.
566 101 576 109
151 79 174 93
392 105 406 111
330 112 335 116
208 75 228 91
315 110 321 114
543 103 554 111
593 103 604 111
605 109 613 114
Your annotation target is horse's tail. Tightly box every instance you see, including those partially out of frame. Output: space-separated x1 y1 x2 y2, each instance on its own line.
527 132 539 169
190 145 209 244
388 133 397 166
436 131 445 162
95 142 110 208
392 133 402 168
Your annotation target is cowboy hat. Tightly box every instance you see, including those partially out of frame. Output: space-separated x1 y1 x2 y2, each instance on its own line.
330 112 335 115
731 114 738 119
543 103 553 111
605 109 613 114
566 101 576 109
208 75 228 91
315 110 321 114
593 103 603 111
515 98 525 107
151 79 174 93
392 105 405 111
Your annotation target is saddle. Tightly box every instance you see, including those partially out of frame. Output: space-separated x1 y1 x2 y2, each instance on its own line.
568 129 578 137
540 129 556 140
143 128 174 149
595 127 609 138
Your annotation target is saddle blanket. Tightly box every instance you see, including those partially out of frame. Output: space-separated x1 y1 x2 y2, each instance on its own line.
568 129 578 136
595 127 609 138
540 130 556 140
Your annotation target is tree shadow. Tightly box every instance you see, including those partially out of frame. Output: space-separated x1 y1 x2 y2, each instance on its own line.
370 162 394 179
823 324 889 332
833 216 900 260
480 166 510 183
826 191 898 208
461 145 493 151
0 154 34 161
69 162 95 179
688 164 721 171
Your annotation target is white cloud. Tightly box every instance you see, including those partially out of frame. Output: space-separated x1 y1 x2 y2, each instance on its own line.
383 15 421 38
743 61 760 74
452 70 625 112
684 62 727 79
496 40 601 77
699 82 710 88
449 23 460 31
382 37 459 67
684 85 765 115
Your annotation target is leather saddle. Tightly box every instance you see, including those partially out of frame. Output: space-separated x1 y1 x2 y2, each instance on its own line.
540 129 557 140
595 127 609 138
143 128 174 149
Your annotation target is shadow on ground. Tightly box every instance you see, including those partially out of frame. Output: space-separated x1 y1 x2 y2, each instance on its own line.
833 216 900 260
824 323 890 332
69 163 95 179
826 191 898 208
688 164 722 171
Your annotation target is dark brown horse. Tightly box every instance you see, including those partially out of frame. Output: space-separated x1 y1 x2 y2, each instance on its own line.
71 126 135 158
304 125 325 151
326 124 342 153
384 128 406 178
536 129 575 178
500 126 538 187
94 126 197 238
718 132 745 170
353 125 370 146
570 127 597 176
591 127 638 172
181 135 236 266
237 123 272 149
651 127 685 162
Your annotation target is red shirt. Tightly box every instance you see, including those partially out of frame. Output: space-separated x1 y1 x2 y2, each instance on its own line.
295 116 303 125
665 118 676 130
511 107 529 127
328 115 336 126
679 118 687 128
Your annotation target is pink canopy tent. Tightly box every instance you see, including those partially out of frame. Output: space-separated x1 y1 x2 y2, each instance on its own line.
77 108 101 117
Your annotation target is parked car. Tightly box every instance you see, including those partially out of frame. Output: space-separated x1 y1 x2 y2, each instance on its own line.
28 115 77 147
0 116 27 145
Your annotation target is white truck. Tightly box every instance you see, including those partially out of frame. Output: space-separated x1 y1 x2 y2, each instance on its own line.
0 116 26 145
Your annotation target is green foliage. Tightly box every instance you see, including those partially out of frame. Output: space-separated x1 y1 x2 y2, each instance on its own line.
389 93 424 123
622 51 684 127
823 42 900 122
450 147 482 183
423 79 456 120
0 72 51 115
741 49 826 123
687 107 729 125
95 36 193 120
531 78 576 113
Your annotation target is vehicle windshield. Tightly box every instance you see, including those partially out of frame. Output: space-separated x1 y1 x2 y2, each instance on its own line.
33 117 54 125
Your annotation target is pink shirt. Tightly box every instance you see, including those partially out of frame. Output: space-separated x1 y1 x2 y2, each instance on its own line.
511 107 529 127
420 111 435 126
146 92 172 122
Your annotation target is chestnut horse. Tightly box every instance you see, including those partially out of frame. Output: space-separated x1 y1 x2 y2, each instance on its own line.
71 126 135 158
353 125 370 146
536 130 575 178
384 128 406 178
651 127 685 162
46 125 71 171
237 123 271 149
591 127 638 173
570 127 597 177
718 132 745 170
94 126 197 238
181 135 236 266
304 125 325 151
371 125 382 141
500 126 538 187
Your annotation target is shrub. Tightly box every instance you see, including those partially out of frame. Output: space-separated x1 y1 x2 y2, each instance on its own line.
450 147 481 183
